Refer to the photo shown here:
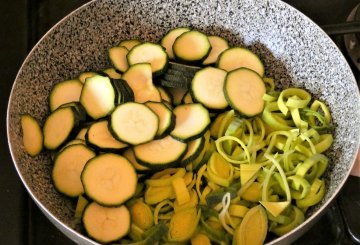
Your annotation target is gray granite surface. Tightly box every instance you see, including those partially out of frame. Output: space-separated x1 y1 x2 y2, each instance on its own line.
7 0 360 244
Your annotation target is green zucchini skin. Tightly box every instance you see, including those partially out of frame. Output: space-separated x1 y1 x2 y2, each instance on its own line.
84 120 128 153
180 136 206 166
172 31 212 65
43 106 85 150
223 67 266 117
110 78 135 105
133 136 188 170
127 42 169 77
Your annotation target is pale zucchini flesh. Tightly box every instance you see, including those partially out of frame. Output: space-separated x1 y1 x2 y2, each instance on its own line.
134 136 187 169
167 87 187 106
110 102 159 145
202 35 229 65
81 153 137 206
122 63 161 103
83 202 131 243
49 79 83 111
145 101 175 138
224 68 266 117
173 30 211 63
102 68 122 79
118 39 141 50
109 46 129 73
86 120 128 151
161 27 190 59
52 144 95 197
123 148 151 173
181 136 205 165
43 107 78 150
80 75 115 120
157 86 173 103
217 47 265 76
127 42 168 76
170 103 211 142
191 67 228 110
79 72 98 84
21 114 43 156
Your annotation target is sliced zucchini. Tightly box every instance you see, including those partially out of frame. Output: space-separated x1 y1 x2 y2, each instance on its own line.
168 61 201 74
110 102 159 145
224 68 266 117
122 63 161 103
123 148 151 173
118 39 141 50
21 114 43 156
202 35 229 65
83 202 130 243
170 103 210 142
80 75 115 120
134 136 187 169
58 101 87 121
52 144 95 197
167 87 187 106
81 153 137 206
74 195 89 219
111 79 135 105
181 92 193 104
43 106 82 150
157 86 173 103
86 120 128 152
145 101 175 138
76 126 89 140
173 30 211 64
109 46 129 73
127 42 168 76
49 79 83 111
161 27 190 59
191 67 228 110
217 47 265 76
181 136 205 166
79 72 98 84
102 68 122 79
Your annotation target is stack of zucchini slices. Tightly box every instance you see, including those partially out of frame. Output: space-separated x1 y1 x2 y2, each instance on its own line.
20 26 267 244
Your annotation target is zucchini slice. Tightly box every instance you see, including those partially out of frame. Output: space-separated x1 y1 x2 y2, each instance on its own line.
161 27 190 59
127 42 168 76
109 46 129 73
122 63 161 103
52 144 95 197
86 120 128 152
80 75 115 120
224 68 266 117
102 68 122 79
145 101 175 138
111 79 135 105
118 39 141 50
181 136 205 166
123 148 151 173
170 103 211 142
181 92 193 104
173 30 211 64
134 136 187 169
79 72 98 84
83 202 130 243
167 87 187 106
49 79 83 111
76 126 89 140
110 102 159 145
81 153 137 206
157 86 173 103
21 114 43 156
43 106 82 150
217 47 264 76
191 67 228 110
202 35 229 65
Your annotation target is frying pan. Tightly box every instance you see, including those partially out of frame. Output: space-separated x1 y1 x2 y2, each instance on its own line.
6 0 360 244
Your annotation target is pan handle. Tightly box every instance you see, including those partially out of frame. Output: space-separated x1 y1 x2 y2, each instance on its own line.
322 21 360 35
